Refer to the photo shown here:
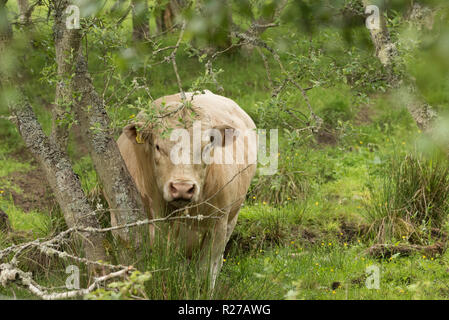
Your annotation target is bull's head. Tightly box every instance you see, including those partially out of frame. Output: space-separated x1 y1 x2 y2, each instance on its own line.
123 103 236 209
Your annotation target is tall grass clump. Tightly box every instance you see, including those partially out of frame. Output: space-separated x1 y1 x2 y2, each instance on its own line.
364 152 449 244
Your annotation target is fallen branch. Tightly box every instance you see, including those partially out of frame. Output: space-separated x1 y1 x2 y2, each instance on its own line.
0 263 133 300
367 242 446 258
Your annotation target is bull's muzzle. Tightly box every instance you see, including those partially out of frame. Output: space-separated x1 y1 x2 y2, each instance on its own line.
169 181 196 202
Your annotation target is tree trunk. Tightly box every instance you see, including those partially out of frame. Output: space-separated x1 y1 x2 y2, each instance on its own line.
51 0 82 150
17 0 32 25
156 0 184 33
1 1 107 269
50 2 149 250
11 101 108 269
0 0 12 52
71 54 149 248
361 0 437 131
132 0 149 41
110 0 127 14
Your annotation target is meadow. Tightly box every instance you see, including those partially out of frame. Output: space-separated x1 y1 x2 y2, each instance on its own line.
1 1 449 300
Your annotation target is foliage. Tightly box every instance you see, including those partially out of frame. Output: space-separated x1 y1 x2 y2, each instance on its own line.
1 0 449 300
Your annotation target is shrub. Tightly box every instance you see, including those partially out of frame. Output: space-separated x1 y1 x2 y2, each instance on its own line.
364 152 449 244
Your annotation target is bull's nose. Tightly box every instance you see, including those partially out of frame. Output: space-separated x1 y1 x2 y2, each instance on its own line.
169 182 195 201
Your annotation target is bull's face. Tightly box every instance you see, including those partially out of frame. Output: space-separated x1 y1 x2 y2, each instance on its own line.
124 119 235 209
152 133 205 207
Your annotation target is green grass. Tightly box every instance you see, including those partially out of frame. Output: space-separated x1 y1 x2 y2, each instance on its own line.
1 0 449 300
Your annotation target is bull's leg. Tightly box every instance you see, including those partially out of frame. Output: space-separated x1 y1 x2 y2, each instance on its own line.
200 215 228 291
225 211 239 244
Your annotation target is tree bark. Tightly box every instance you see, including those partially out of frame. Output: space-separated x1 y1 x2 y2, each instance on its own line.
50 1 149 249
131 0 150 41
51 0 82 150
361 0 437 131
0 0 12 52
71 54 149 247
17 0 32 25
11 100 108 268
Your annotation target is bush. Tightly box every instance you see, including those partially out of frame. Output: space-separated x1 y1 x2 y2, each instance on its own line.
364 152 449 244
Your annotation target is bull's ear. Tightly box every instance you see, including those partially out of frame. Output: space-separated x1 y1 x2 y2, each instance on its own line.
123 122 147 145
213 125 239 147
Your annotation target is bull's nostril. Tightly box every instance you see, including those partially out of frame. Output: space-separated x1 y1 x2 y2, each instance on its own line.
169 182 195 201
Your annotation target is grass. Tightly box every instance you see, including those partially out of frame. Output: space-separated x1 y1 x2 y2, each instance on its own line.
1 1 449 300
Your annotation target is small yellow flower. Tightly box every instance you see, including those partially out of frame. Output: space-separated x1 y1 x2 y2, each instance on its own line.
402 141 406 145
252 196 256 199
359 141 363 145
399 289 404 293
223 258 226 262
422 255 426 259
129 114 135 119
287 197 291 200
330 268 334 272
328 242 332 246
263 201 267 205
402 236 406 239
0 190 4 194
332 290 336 294
344 243 348 247
291 241 295 245
315 201 319 206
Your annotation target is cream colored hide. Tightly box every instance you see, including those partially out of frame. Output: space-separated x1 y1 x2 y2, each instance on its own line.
116 90 257 287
